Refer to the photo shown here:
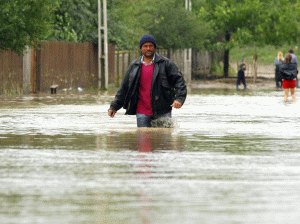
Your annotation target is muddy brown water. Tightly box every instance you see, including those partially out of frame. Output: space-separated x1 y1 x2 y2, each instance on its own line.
1 89 300 224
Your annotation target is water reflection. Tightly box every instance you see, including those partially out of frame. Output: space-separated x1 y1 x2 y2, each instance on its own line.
95 129 187 223
102 128 183 152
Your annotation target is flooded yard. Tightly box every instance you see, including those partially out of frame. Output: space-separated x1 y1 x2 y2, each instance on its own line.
1 88 300 224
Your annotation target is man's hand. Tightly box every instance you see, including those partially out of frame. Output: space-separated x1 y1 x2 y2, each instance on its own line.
108 109 116 118
171 100 182 109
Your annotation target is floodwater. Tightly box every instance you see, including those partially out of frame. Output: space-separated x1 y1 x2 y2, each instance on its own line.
1 88 300 224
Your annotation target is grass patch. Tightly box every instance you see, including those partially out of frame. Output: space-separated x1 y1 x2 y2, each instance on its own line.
0 73 23 96
1 82 23 96
211 61 237 77
230 44 299 65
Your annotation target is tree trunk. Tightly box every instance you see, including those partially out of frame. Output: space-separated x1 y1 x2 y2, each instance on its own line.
223 30 231 78
224 50 229 78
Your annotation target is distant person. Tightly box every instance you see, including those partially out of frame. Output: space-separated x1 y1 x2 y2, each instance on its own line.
236 59 247 90
108 34 187 127
289 48 298 64
289 48 298 87
275 51 284 89
279 53 298 102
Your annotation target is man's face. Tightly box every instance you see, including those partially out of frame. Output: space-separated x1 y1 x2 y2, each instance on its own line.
141 42 155 58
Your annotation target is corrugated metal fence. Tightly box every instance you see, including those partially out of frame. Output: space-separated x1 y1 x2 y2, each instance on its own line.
35 42 105 92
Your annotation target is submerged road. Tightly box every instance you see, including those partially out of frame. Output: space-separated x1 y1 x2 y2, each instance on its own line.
1 89 300 223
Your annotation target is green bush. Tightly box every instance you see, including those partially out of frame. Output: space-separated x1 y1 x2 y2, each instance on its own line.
211 61 236 77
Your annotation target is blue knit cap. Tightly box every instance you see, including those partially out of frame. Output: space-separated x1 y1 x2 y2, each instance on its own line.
139 34 156 49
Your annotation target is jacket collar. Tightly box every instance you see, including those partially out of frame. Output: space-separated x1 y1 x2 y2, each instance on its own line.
154 53 164 63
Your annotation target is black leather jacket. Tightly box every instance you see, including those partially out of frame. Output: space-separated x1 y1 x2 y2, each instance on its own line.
279 63 298 80
109 53 187 116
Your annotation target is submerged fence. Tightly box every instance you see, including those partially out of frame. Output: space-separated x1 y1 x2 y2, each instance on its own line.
0 41 220 94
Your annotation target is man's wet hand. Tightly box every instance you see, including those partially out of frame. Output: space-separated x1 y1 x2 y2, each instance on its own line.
108 109 116 118
171 100 182 109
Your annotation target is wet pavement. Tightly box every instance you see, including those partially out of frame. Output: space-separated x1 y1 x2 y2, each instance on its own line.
1 88 300 224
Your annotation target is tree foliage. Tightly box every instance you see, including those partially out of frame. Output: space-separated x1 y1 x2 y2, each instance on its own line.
104 0 143 49
47 0 143 49
46 0 96 43
199 0 300 48
136 0 207 49
112 0 207 50
197 0 300 77
3 0 300 63
47 0 207 50
0 0 56 55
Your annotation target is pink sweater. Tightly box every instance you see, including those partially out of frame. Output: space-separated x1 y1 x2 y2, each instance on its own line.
136 64 154 116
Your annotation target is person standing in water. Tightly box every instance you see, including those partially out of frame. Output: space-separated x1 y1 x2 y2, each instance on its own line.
288 48 298 88
108 34 187 127
279 53 298 102
236 59 247 90
275 51 284 89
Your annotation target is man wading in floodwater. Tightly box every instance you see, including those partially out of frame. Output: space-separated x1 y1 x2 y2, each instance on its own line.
108 34 187 127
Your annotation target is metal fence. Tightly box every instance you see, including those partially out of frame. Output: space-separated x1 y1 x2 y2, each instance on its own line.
35 42 99 92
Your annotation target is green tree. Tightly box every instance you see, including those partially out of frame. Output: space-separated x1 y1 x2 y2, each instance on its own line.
47 0 208 50
140 0 207 49
198 0 300 78
92 0 141 49
47 0 139 49
47 0 96 43
0 0 56 55
118 0 208 50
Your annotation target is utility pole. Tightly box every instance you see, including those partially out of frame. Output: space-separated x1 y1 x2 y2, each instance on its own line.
184 0 192 86
22 45 32 94
98 0 108 89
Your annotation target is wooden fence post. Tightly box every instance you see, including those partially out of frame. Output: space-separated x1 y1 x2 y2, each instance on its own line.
253 53 258 83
